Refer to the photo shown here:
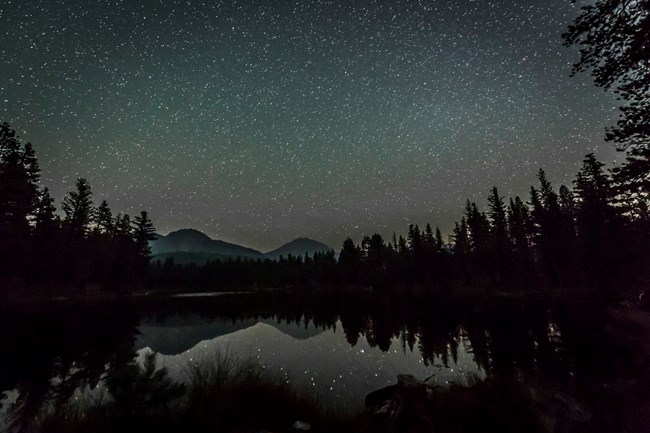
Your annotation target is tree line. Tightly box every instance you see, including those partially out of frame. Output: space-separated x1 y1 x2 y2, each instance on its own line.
0 122 156 294
2 0 649 296
334 154 648 293
2 121 649 295
149 152 648 295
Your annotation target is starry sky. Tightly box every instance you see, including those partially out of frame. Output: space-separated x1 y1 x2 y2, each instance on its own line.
0 0 622 251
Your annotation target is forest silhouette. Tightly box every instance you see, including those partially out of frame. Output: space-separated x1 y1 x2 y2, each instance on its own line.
1 121 648 296
3 0 650 296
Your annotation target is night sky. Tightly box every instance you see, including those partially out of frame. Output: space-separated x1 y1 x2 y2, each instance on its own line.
0 0 621 251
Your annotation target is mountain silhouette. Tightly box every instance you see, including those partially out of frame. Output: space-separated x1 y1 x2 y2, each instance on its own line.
151 228 263 259
264 237 333 260
150 229 332 263
135 315 326 355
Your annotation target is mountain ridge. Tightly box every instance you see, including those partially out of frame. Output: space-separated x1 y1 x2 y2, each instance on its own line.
150 228 333 263
135 316 326 355
151 228 264 259
264 237 333 259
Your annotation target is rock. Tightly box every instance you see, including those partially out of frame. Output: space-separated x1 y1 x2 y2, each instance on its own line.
366 384 397 409
292 420 311 431
392 375 430 431
365 375 434 433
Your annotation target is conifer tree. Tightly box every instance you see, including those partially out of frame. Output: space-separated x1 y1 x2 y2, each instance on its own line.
397 236 408 256
558 185 576 218
452 217 471 282
507 196 531 252
434 226 444 252
531 170 579 284
113 213 132 238
563 0 650 152
574 154 614 216
31 188 60 282
423 223 434 247
488 187 508 244
488 186 511 281
338 238 362 285
62 178 94 237
465 201 490 260
34 188 57 239
0 123 37 240
574 153 620 285
611 151 650 220
407 224 422 255
507 196 533 280
0 123 40 277
564 1 650 225
363 233 387 288
537 169 560 214
133 211 156 260
530 184 558 283
22 142 40 187
95 200 114 235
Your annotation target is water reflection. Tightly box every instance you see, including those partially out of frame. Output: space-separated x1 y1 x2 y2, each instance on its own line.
0 303 140 432
0 293 647 432
136 316 483 411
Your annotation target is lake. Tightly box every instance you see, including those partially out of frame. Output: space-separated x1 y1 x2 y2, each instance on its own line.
1 291 648 432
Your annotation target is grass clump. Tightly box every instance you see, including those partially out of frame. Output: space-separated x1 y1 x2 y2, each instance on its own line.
183 350 330 432
38 350 353 433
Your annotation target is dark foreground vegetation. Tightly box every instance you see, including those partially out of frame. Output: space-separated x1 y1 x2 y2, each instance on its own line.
33 356 557 433
40 352 342 433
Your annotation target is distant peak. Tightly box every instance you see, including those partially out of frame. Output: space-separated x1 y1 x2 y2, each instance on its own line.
150 228 263 258
264 237 332 257
166 228 213 241
175 228 205 234
287 237 312 243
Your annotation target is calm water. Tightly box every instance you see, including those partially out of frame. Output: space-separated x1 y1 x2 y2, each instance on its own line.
1 292 648 431
134 315 482 412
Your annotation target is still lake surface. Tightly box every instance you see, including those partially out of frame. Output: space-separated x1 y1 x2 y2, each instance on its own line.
1 291 648 431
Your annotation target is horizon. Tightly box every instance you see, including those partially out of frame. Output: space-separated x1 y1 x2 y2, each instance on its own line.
1 0 624 252
155 227 336 254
